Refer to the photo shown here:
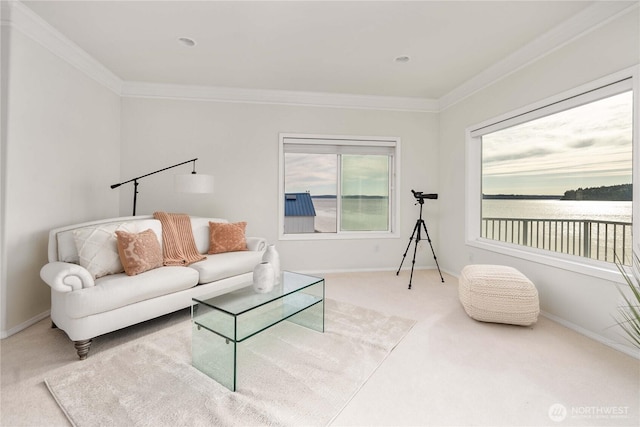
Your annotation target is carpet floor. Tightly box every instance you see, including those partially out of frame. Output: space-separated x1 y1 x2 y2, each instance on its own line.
1 270 639 426
43 299 414 426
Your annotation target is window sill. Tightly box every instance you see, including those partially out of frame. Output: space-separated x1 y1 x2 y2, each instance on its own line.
466 238 624 283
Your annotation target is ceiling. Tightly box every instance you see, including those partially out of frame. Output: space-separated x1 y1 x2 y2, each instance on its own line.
18 1 619 100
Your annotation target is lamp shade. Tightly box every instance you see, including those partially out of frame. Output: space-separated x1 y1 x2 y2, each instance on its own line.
174 174 215 194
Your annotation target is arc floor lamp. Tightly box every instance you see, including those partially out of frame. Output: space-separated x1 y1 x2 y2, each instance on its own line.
110 158 214 216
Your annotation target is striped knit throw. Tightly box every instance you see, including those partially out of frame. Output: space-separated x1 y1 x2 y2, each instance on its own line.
153 212 206 266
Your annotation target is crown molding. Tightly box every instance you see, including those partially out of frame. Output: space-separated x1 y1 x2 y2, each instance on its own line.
121 81 439 112
438 1 640 111
2 0 122 94
3 0 637 112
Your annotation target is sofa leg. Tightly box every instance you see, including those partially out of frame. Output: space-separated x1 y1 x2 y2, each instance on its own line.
51 321 57 329
74 339 92 360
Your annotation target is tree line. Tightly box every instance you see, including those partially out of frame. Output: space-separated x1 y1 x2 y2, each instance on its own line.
561 183 631 201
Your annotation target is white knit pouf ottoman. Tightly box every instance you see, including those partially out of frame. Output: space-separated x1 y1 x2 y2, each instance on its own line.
459 264 539 326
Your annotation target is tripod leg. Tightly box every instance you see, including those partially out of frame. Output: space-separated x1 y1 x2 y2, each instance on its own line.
408 226 421 290
396 220 421 276
420 220 444 283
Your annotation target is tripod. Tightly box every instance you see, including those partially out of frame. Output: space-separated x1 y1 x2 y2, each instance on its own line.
396 198 444 289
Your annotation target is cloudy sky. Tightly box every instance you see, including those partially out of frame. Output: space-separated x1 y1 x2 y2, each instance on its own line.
285 154 389 196
285 153 336 195
482 90 633 196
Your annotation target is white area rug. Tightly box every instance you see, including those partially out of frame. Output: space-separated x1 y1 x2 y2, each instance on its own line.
45 299 415 426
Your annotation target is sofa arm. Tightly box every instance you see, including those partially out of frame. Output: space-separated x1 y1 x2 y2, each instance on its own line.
246 237 267 252
40 262 95 292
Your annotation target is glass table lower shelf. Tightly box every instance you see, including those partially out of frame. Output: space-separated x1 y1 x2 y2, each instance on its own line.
191 271 325 391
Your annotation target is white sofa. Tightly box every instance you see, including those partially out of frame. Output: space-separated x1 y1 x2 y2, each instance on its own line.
40 215 267 359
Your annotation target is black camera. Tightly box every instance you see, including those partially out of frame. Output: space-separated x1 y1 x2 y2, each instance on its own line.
412 190 438 200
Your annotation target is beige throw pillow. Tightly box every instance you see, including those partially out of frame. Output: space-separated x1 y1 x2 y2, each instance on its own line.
208 221 248 254
73 223 135 279
115 229 163 276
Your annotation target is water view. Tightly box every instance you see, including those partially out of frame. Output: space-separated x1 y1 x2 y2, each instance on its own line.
478 88 633 264
312 197 388 233
482 199 631 223
310 196 633 264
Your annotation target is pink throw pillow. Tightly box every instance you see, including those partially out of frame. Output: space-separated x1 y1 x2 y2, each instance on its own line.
115 229 163 276
208 222 248 254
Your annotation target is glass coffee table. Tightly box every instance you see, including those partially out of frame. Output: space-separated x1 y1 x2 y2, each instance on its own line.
191 271 324 391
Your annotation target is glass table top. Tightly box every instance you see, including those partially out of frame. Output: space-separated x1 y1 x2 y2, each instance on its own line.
193 271 324 316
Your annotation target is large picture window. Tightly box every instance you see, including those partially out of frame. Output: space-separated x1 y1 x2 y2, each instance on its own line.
279 134 399 239
467 72 636 271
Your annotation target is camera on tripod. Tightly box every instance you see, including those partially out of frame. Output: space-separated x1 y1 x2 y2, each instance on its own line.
411 190 438 203
398 189 444 288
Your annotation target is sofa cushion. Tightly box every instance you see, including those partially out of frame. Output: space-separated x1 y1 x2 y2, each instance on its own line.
189 250 263 284
64 266 199 318
208 221 248 254
116 229 163 276
72 223 136 279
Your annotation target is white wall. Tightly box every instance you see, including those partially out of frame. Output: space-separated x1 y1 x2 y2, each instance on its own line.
120 97 438 273
438 10 640 354
0 26 121 334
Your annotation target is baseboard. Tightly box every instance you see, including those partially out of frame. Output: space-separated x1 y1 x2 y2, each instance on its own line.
299 266 435 275
540 310 639 360
0 309 50 339
440 267 459 278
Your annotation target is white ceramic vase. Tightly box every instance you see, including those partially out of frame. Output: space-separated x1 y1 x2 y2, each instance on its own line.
253 262 275 293
262 244 281 284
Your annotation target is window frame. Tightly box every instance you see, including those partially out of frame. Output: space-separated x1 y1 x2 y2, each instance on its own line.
465 66 639 281
279 133 401 241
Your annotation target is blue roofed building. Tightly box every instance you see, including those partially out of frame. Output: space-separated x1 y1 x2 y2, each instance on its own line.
284 192 316 233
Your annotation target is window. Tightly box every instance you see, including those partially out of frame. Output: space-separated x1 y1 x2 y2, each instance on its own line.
279 134 400 239
467 71 636 273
